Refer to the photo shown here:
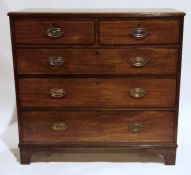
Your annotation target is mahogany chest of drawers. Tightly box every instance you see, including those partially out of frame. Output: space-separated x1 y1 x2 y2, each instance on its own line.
8 9 185 165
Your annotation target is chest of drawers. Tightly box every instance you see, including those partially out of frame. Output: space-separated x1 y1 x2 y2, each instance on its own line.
8 8 185 165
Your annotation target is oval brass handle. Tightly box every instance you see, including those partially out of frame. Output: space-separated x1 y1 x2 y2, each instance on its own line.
46 27 64 38
129 88 146 98
48 57 65 66
128 122 144 133
52 122 67 131
49 89 66 98
130 27 148 40
129 57 148 68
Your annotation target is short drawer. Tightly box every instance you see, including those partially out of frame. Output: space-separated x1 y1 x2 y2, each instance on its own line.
16 48 178 75
14 20 94 45
99 19 179 44
21 110 174 144
19 78 176 108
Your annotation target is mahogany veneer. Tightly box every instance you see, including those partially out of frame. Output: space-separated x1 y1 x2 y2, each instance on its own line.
8 8 185 165
17 48 178 75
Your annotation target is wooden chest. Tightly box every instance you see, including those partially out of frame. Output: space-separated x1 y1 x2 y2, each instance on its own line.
8 8 185 165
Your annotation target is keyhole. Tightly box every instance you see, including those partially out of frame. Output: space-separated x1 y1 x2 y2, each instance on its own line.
96 81 100 85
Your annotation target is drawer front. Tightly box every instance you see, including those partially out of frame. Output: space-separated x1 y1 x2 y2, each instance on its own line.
17 48 178 75
99 19 179 44
14 20 94 44
21 111 174 143
19 78 176 108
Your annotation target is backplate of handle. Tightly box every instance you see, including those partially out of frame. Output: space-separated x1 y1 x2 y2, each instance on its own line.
46 27 64 38
130 26 148 40
129 57 148 68
129 88 146 98
48 57 65 66
128 122 144 132
49 88 66 98
52 122 68 131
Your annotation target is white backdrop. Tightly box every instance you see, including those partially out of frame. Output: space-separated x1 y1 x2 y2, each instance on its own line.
0 0 191 175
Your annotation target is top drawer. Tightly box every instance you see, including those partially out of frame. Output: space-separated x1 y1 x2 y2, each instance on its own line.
13 20 94 45
99 19 180 45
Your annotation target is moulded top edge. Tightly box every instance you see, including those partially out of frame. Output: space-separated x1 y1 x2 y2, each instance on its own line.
8 8 186 17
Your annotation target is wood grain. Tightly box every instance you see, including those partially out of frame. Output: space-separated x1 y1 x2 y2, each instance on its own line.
14 20 94 45
19 78 176 108
99 20 179 44
21 110 174 143
17 48 178 75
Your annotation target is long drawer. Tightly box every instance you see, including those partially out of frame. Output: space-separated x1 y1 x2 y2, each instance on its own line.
99 19 180 44
19 78 176 108
16 48 178 75
21 110 174 143
14 20 94 45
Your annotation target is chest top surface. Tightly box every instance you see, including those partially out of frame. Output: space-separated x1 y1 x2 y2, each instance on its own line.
8 8 185 17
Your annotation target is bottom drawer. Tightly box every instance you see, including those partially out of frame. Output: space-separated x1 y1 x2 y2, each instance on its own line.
21 111 174 144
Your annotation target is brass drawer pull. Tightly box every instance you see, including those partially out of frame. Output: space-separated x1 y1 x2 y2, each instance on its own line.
48 57 65 66
52 122 67 131
49 89 66 98
46 27 64 38
130 26 148 40
129 88 146 98
129 57 148 67
128 122 144 132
